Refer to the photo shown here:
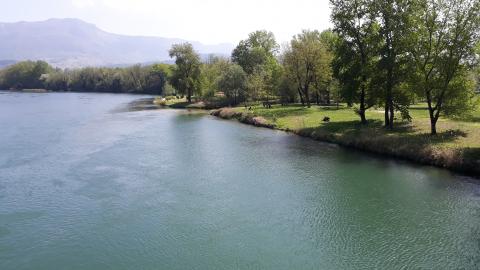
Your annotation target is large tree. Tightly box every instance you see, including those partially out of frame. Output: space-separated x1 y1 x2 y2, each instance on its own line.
411 0 480 135
218 64 247 105
312 30 335 105
169 43 202 103
330 0 380 124
232 30 281 103
374 0 416 128
200 55 231 98
232 30 279 74
283 30 331 108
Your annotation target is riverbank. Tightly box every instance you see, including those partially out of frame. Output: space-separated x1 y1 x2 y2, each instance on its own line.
210 105 480 176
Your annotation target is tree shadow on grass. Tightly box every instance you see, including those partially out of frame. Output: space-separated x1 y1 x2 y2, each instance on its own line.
319 119 384 133
317 106 348 111
298 119 466 147
252 106 311 118
452 115 480 123
461 147 480 160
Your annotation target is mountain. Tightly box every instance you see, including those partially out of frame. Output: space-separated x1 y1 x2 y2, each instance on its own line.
0 18 234 68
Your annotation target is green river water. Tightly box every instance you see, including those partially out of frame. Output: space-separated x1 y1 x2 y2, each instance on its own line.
0 92 479 269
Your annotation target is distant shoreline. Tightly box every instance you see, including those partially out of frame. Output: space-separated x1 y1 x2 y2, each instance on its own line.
14 89 49 93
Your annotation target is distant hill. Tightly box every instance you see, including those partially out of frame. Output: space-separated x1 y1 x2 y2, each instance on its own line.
0 18 234 68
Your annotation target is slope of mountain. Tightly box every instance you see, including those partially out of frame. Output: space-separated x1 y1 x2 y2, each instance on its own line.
0 18 234 68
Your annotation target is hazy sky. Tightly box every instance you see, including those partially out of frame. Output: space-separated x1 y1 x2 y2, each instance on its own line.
0 0 332 44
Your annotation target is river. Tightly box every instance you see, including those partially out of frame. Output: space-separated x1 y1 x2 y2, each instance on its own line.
0 92 479 269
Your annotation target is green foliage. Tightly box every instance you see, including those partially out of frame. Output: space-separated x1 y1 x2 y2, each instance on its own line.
232 30 278 74
200 55 231 98
374 0 418 128
278 74 298 104
246 67 268 102
169 43 202 103
0 60 52 89
232 30 282 103
0 62 168 94
330 0 381 123
282 30 333 107
217 64 247 105
410 0 480 134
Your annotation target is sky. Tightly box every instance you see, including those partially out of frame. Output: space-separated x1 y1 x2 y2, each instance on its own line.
0 0 332 45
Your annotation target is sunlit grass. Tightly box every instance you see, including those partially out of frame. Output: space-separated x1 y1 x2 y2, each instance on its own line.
228 103 480 167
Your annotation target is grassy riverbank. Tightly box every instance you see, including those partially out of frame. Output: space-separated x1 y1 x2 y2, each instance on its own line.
211 104 480 176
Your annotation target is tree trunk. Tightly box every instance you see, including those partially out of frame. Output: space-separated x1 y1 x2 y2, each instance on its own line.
430 116 437 135
187 87 192 103
359 86 368 125
384 104 390 127
305 85 311 108
389 101 394 129
385 70 394 129
297 88 305 106
427 92 437 135
359 109 367 125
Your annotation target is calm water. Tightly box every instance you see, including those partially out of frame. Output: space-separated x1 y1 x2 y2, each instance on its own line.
0 92 479 269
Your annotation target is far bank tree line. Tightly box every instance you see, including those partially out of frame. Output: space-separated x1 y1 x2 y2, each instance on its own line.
0 61 171 95
0 0 478 135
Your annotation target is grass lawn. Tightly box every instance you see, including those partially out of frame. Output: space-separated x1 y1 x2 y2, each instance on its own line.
234 103 480 147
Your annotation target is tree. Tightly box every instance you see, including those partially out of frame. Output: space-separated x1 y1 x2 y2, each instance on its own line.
43 68 70 91
374 0 416 128
232 31 281 104
218 64 247 105
282 30 331 108
278 74 298 104
330 0 380 124
475 43 480 93
411 0 480 135
313 30 335 105
246 67 268 103
169 43 202 103
200 55 231 98
0 61 171 94
144 64 168 95
232 30 279 74
0 60 52 89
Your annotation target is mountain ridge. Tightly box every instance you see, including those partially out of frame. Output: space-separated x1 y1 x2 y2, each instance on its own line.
0 18 234 68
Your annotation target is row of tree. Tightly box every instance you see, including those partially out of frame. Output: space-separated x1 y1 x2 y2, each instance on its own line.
331 0 480 133
0 61 170 95
167 0 479 135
